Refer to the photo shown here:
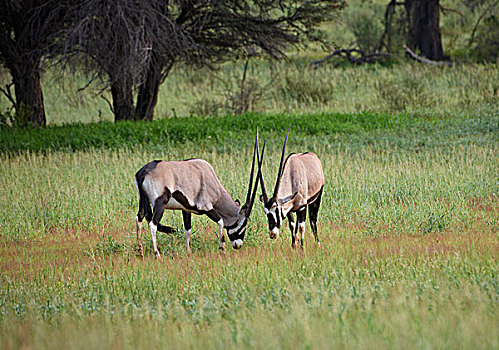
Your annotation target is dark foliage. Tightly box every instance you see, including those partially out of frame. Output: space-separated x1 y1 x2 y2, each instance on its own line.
55 0 346 122
0 0 71 126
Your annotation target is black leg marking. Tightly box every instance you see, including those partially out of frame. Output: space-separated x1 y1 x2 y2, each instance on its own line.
308 188 323 244
182 211 192 255
182 211 192 232
150 189 171 259
152 197 167 226
207 210 226 250
296 207 307 248
206 210 222 224
287 212 296 236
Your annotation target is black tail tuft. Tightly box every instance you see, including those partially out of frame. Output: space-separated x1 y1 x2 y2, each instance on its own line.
135 163 160 223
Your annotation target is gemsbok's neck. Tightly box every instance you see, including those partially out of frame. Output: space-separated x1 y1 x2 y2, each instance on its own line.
214 191 243 227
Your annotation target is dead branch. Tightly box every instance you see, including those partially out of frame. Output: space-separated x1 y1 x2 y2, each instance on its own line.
312 48 389 67
100 95 114 114
468 0 499 48
0 82 17 108
403 45 453 66
439 5 465 17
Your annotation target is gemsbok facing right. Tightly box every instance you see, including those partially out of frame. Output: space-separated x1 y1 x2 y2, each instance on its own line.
134 130 264 259
258 127 325 249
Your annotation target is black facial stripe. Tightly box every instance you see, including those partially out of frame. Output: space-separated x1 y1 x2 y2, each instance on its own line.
227 218 247 241
267 209 282 229
225 220 240 230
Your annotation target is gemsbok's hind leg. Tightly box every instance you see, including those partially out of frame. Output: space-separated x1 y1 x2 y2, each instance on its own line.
150 196 169 259
292 208 307 249
136 205 148 258
182 211 192 256
308 189 323 245
136 216 144 258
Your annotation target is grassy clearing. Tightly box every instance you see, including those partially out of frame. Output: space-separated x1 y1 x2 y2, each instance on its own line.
0 229 497 349
0 111 497 348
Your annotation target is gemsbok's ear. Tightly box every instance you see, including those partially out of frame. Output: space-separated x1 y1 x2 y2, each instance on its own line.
279 192 298 205
259 194 265 203
235 199 241 207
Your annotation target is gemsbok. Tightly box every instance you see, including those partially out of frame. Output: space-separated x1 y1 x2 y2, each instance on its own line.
258 127 324 249
134 131 264 258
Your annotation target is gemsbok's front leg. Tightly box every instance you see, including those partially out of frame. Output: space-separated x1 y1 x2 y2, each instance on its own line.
292 207 306 249
217 219 226 252
206 210 226 252
182 211 192 256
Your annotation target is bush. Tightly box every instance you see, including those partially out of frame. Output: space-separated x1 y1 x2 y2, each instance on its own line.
345 4 385 52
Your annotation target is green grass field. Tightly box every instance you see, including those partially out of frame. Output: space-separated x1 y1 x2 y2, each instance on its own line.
0 105 497 348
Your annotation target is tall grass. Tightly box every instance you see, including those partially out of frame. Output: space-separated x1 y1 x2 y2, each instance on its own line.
1 119 496 241
0 234 497 349
0 3 497 345
0 118 497 348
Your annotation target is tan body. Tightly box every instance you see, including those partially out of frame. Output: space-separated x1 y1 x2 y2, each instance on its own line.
142 160 241 226
276 153 325 215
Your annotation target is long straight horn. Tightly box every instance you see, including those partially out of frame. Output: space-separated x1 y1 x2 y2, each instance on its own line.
273 125 290 199
257 140 269 203
245 127 259 207
246 141 265 218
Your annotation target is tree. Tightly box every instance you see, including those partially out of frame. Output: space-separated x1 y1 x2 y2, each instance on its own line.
59 0 346 122
0 0 67 127
404 0 445 60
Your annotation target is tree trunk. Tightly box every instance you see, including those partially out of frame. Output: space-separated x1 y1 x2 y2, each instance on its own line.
405 0 444 61
10 60 46 127
111 78 134 122
135 58 173 121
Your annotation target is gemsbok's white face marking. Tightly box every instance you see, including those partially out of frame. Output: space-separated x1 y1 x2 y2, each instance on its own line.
264 202 281 239
232 239 243 249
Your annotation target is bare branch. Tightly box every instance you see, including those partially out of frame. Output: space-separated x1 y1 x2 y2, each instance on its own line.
439 5 465 17
101 95 114 114
0 82 17 108
468 0 499 47
312 48 390 67
403 45 453 66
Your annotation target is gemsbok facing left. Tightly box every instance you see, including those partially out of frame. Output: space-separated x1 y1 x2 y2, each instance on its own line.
134 131 264 259
258 127 325 249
